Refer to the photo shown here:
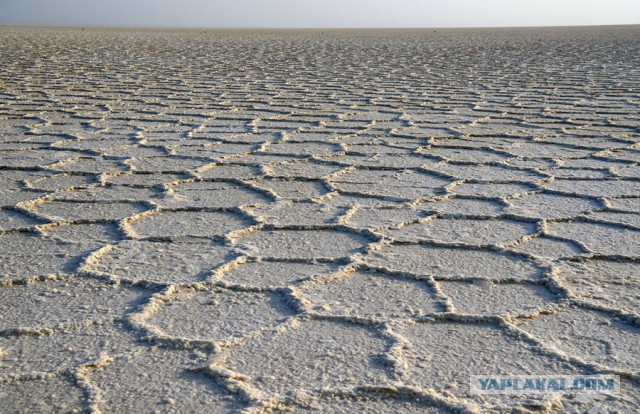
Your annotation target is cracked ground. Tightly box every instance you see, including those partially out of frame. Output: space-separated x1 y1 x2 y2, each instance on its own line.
0 25 639 413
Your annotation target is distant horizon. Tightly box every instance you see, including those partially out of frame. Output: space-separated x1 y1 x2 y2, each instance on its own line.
2 23 639 31
1 0 638 29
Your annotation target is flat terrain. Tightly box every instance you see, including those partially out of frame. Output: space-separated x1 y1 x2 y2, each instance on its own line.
0 25 639 413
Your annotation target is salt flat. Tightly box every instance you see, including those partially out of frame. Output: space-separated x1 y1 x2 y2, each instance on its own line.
0 25 639 413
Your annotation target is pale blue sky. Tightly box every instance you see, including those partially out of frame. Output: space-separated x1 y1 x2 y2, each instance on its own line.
0 0 638 28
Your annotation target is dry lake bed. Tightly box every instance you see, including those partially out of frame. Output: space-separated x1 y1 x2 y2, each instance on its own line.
0 25 639 413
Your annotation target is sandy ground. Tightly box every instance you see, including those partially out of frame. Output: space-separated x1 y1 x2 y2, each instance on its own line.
0 25 639 413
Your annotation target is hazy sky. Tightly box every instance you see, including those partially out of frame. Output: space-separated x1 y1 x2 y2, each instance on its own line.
0 0 639 28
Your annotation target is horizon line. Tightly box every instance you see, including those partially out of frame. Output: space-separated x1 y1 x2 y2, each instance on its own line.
1 22 639 31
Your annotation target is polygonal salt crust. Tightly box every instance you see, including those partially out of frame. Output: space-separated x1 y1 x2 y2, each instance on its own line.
506 193 599 220
161 181 272 208
236 229 371 260
269 160 346 179
293 394 447 413
42 222 121 248
0 171 45 190
53 138 134 152
105 172 188 187
88 348 241 413
398 321 584 410
0 190 46 207
323 194 406 209
0 376 85 413
256 121 314 133
0 278 145 331
219 261 340 288
0 142 47 151
326 153 437 169
0 233 85 282
555 260 640 313
615 165 640 179
52 186 161 202
452 182 536 199
265 142 341 156
147 289 294 341
88 240 236 284
560 158 630 170
232 154 300 166
505 158 556 170
541 167 611 179
364 245 541 281
26 173 97 191
454 123 536 137
343 143 414 156
33 200 148 221
301 270 443 318
145 134 215 146
7 169 62 186
554 379 640 413
542 135 630 150
0 150 80 169
249 202 344 226
422 147 510 163
330 170 450 200
211 133 266 144
47 157 129 173
172 142 255 158
130 210 253 239
254 179 330 200
274 132 337 143
503 142 596 159
603 149 640 163
198 164 262 179
546 221 640 257
607 198 640 213
418 198 504 216
0 209 45 231
324 122 370 134
128 156 213 173
543 179 640 198
345 207 423 229
402 113 474 124
585 211 640 228
0 323 138 375
100 145 167 157
428 164 546 182
395 126 458 139
510 237 585 259
439 281 556 317
516 307 640 372
219 319 390 395
380 218 535 245
3 27 640 412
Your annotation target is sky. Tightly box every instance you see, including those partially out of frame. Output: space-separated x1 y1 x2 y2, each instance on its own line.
0 0 639 28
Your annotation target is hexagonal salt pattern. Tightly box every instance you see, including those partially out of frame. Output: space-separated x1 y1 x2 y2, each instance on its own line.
1 26 639 412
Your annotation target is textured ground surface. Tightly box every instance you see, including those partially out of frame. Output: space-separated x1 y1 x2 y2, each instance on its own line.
0 25 639 413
